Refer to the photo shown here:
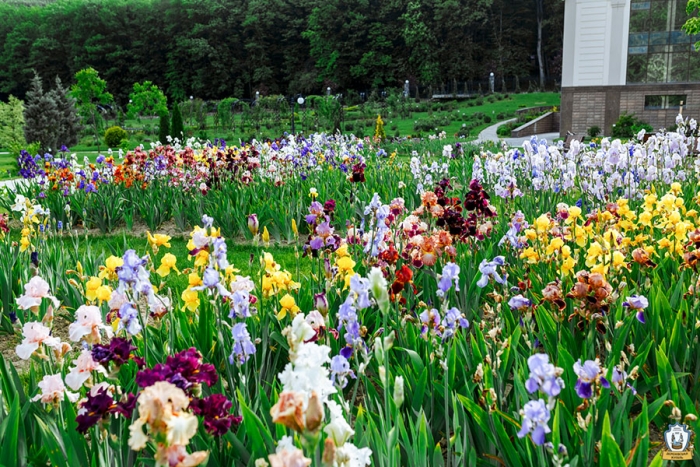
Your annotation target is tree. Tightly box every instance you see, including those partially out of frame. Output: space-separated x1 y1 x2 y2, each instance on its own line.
24 72 61 153
684 0 700 50
50 76 82 147
127 81 168 120
0 95 26 151
171 102 183 141
158 109 170 143
70 67 112 144
535 0 545 89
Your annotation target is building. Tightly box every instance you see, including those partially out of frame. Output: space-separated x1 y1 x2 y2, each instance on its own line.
561 0 700 137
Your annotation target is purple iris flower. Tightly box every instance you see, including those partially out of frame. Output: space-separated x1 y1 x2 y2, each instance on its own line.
230 322 256 365
476 256 507 288
517 399 551 445
437 262 460 297
192 267 231 297
330 355 356 389
622 295 648 324
118 303 142 335
525 354 564 398
419 308 440 337
573 359 609 399
508 294 532 310
349 275 372 310
440 307 469 341
228 290 251 319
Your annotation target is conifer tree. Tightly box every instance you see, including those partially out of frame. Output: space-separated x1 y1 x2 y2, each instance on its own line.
171 103 184 141
158 109 170 144
24 73 61 153
374 114 386 141
50 76 82 147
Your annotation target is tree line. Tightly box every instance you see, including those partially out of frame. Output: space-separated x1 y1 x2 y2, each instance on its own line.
0 0 564 104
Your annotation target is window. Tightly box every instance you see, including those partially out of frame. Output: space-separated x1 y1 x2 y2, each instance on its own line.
644 95 686 109
626 0 700 84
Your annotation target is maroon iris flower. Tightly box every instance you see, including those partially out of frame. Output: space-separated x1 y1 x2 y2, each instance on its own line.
190 394 242 436
76 387 137 434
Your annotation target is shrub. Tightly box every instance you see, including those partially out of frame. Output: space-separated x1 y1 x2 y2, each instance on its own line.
487 96 496 103
587 126 601 138
475 97 484 106
413 115 452 132
104 126 128 147
484 116 492 124
497 122 518 137
344 122 354 131
390 124 398 131
611 113 653 139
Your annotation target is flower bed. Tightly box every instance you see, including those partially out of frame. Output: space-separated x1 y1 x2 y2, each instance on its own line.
1 117 700 466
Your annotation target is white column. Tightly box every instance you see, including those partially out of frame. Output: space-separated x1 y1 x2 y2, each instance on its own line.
561 0 577 87
607 0 630 85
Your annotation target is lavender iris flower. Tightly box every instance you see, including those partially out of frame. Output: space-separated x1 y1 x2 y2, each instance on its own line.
476 256 507 288
349 275 372 310
437 262 460 297
508 294 532 310
192 267 231 298
230 322 256 365
118 303 142 335
573 359 609 399
329 355 356 389
525 354 564 398
440 307 469 341
228 290 251 319
517 399 551 445
622 295 648 323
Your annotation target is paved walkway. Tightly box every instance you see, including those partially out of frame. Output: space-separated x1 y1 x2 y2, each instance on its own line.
477 119 560 147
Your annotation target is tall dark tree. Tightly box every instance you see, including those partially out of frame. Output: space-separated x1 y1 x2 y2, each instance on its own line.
158 109 170 143
50 76 82 147
171 102 184 141
23 72 61 152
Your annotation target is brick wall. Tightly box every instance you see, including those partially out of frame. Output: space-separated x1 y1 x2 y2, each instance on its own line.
511 112 561 138
561 84 700 137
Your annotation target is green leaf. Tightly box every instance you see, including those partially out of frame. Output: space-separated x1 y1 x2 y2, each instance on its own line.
599 412 626 467
456 395 496 444
237 390 275 460
0 397 21 467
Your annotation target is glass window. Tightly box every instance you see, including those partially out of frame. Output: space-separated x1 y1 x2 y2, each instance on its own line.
690 51 700 81
644 95 686 110
670 53 689 82
650 2 669 31
649 32 670 45
629 32 649 47
670 31 690 44
631 2 651 10
674 0 689 30
630 9 651 32
646 53 669 82
627 55 648 83
627 1 699 84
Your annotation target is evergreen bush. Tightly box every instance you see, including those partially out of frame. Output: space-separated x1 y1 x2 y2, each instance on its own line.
158 110 170 143
171 103 184 140
104 126 128 147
